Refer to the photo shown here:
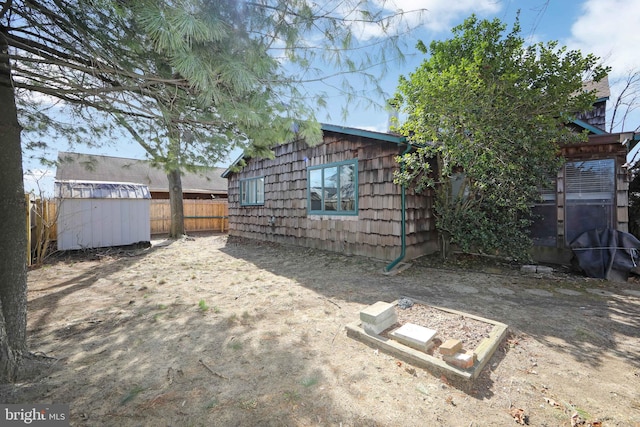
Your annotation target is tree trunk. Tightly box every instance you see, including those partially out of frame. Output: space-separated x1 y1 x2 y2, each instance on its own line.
0 30 27 382
167 169 185 238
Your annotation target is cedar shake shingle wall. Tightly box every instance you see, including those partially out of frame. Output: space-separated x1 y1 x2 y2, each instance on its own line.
227 132 437 260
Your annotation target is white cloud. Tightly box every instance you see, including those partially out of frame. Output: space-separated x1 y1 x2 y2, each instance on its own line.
568 0 640 131
569 0 640 76
346 0 502 41
386 0 501 32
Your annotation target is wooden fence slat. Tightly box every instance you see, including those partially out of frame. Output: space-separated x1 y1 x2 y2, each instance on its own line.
150 199 228 234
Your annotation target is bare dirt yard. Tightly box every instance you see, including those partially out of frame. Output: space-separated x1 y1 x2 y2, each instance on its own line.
2 233 640 426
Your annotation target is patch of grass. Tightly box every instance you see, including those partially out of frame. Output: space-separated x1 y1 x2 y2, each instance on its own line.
198 299 209 312
241 311 251 325
301 376 318 388
238 398 258 410
228 341 243 351
212 306 221 314
205 398 218 409
226 314 238 326
569 405 591 420
120 385 145 405
157 278 167 285
157 304 168 310
283 391 300 402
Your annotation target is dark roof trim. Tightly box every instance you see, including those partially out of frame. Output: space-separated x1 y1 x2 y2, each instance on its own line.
221 155 244 178
572 119 607 135
320 123 406 144
222 123 408 178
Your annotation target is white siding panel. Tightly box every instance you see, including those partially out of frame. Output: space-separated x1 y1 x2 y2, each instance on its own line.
57 199 150 250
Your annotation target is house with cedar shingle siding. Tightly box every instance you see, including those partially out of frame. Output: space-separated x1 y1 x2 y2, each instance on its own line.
223 124 438 263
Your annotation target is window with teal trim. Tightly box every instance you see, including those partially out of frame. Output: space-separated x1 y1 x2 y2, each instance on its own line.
307 160 357 215
240 176 264 206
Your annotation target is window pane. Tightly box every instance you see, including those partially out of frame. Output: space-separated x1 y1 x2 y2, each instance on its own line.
340 164 355 211
256 177 264 204
324 166 338 211
565 159 615 244
530 178 557 246
530 204 557 246
241 181 248 205
249 180 256 203
309 169 322 211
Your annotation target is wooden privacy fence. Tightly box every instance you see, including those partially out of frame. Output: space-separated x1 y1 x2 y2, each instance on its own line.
150 199 228 235
26 195 58 266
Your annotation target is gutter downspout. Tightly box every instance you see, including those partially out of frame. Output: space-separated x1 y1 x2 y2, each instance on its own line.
384 142 411 272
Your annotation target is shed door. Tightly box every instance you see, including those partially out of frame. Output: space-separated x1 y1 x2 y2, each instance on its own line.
564 159 615 244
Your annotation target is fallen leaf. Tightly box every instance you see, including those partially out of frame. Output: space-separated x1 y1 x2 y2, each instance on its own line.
510 408 529 425
571 412 585 427
396 361 402 367
445 395 455 406
589 422 602 427
404 367 417 376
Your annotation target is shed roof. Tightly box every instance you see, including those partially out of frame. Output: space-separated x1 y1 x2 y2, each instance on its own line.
55 152 227 195
55 180 151 199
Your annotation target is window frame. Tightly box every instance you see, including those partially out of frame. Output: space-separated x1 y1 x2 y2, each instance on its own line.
307 159 358 216
564 158 615 244
239 176 265 206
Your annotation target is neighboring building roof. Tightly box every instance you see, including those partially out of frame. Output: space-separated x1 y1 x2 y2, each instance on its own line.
55 152 227 195
583 75 610 101
222 123 407 178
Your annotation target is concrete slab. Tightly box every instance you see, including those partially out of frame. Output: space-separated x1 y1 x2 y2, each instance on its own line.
360 301 397 335
346 299 508 381
389 323 436 352
360 301 395 324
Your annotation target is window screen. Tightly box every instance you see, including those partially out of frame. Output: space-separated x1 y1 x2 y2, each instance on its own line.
564 159 615 244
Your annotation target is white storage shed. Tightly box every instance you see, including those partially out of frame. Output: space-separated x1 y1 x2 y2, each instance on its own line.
56 180 151 251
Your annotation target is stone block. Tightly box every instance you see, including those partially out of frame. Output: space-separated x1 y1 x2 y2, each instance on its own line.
443 352 475 370
362 318 396 335
439 339 462 356
360 301 396 325
389 323 437 352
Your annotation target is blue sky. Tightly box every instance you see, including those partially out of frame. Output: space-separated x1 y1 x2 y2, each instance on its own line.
23 0 640 194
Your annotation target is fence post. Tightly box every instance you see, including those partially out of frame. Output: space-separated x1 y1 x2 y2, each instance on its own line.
25 193 31 266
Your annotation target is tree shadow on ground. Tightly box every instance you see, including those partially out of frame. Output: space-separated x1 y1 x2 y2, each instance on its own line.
220 237 640 379
3 293 380 426
27 241 175 335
